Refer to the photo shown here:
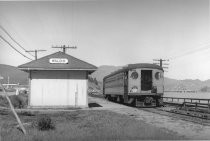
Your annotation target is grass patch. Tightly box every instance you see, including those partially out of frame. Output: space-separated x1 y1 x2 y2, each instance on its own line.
0 110 184 140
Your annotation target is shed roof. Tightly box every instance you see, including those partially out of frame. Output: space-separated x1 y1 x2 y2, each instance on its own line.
18 51 97 72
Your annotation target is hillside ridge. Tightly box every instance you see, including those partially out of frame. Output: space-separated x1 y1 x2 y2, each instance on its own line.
91 65 210 91
0 64 28 85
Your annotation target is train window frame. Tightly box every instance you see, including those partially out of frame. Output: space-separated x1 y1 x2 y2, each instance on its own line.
130 71 138 79
155 72 161 80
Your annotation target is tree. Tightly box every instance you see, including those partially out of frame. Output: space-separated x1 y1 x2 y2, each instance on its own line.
93 78 98 85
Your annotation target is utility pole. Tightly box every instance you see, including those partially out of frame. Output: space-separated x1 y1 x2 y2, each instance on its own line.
52 45 77 53
7 76 9 89
153 59 169 71
26 50 46 60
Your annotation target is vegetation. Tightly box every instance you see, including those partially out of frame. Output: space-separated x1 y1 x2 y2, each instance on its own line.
0 94 28 108
88 76 101 91
88 76 98 86
200 86 210 92
0 110 182 140
34 115 55 131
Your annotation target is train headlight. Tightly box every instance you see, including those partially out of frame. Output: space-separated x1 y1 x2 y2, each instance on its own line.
130 86 138 93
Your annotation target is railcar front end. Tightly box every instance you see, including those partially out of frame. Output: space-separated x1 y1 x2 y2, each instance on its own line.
103 63 164 107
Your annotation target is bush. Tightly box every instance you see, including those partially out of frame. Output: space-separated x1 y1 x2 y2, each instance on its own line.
10 95 27 108
0 95 28 108
0 96 9 107
35 115 55 131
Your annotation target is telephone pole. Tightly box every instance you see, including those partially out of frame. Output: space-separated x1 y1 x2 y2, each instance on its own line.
26 50 46 60
52 45 77 53
153 59 169 71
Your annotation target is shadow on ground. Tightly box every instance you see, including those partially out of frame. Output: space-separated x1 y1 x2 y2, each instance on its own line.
88 103 102 108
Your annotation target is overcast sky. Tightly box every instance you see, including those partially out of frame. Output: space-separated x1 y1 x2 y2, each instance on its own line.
0 0 210 80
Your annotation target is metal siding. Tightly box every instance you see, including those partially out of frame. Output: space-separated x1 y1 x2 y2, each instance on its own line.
104 72 124 95
128 69 141 93
105 87 124 95
153 69 164 93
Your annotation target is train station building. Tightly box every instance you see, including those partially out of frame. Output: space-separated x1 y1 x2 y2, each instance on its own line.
18 51 97 108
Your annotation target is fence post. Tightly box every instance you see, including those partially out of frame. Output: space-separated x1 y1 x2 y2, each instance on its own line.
195 102 197 111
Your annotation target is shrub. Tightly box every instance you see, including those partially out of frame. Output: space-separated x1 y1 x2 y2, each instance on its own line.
35 115 55 131
0 96 9 107
9 95 28 108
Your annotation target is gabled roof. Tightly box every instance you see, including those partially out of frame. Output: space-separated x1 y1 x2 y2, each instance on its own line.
18 51 97 72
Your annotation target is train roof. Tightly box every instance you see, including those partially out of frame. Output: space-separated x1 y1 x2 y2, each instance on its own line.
104 63 163 79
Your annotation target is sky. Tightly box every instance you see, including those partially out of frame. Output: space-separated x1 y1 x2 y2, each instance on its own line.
0 0 210 80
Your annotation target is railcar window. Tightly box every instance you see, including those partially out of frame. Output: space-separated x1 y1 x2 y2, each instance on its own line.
155 72 161 80
131 71 138 79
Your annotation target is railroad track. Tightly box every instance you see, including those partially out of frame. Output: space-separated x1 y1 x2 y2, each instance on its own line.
140 106 210 126
89 93 210 125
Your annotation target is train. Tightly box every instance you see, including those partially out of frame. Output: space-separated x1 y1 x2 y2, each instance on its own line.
103 63 164 107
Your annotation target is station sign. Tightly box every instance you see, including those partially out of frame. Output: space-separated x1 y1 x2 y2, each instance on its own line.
49 58 68 64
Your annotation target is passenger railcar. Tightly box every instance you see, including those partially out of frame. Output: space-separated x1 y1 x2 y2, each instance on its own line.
103 63 164 107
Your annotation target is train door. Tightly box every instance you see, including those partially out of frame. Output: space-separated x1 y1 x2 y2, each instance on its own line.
141 70 152 91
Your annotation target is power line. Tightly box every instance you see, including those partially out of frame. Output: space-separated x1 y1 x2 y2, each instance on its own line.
0 25 35 57
0 35 33 60
153 59 169 72
52 45 77 53
26 50 46 60
170 43 210 60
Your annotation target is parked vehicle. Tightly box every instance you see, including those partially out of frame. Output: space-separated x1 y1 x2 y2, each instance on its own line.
103 63 164 107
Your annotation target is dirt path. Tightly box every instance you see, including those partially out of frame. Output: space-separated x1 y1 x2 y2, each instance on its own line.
88 96 210 140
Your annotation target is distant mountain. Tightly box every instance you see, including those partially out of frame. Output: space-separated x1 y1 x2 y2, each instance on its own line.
1 64 210 92
164 78 203 91
91 65 122 82
91 65 210 91
0 64 28 85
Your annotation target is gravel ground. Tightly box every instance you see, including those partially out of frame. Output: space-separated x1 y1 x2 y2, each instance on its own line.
88 96 210 140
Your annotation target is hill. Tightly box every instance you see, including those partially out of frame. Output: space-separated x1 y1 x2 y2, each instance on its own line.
91 65 122 82
91 65 210 92
1 64 210 92
0 64 28 85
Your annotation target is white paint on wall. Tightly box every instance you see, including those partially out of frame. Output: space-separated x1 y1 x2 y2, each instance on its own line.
30 79 87 107
29 70 88 107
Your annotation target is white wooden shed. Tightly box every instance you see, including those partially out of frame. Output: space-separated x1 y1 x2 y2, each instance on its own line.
18 51 97 108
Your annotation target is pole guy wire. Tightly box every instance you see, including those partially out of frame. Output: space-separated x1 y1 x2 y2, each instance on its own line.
0 25 35 57
0 35 33 60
